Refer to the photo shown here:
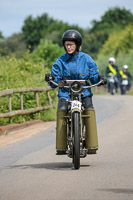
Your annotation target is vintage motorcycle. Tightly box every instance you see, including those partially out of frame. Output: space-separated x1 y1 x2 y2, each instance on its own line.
49 76 103 170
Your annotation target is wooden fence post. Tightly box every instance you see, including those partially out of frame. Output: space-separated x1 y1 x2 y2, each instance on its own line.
46 91 52 105
35 91 40 118
35 92 39 107
8 94 12 123
20 92 23 110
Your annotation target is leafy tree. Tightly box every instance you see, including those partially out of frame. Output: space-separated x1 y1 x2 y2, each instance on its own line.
0 31 4 39
87 7 133 58
1 7 133 59
22 14 55 50
44 20 84 47
82 31 108 58
32 39 65 68
90 7 133 33
98 24 133 57
0 33 26 57
22 13 84 51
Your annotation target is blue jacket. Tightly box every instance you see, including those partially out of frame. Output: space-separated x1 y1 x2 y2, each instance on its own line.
51 51 100 99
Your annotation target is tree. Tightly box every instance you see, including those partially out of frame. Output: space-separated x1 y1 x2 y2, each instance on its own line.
82 31 108 58
22 13 84 51
86 7 133 58
0 31 4 39
98 24 133 57
90 7 133 33
22 13 55 50
0 33 26 57
32 39 65 68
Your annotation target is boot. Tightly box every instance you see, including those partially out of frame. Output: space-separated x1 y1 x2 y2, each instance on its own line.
84 108 98 154
56 109 67 154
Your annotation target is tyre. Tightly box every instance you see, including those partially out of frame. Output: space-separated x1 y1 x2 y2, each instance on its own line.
121 85 127 95
73 112 80 169
110 82 115 95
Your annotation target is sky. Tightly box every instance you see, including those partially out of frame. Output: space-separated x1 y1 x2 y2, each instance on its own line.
0 0 133 37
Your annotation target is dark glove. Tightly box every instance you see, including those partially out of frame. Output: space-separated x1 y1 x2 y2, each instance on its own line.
98 75 107 85
45 74 55 82
45 73 50 82
58 80 65 87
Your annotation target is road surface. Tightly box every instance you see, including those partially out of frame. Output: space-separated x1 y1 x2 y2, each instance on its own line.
0 95 133 200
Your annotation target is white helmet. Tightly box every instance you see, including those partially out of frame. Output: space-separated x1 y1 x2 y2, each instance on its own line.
123 65 128 69
109 57 115 64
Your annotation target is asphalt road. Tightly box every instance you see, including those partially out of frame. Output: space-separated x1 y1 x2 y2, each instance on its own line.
0 95 133 200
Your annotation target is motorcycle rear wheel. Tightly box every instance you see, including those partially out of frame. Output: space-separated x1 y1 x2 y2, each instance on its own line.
73 112 80 170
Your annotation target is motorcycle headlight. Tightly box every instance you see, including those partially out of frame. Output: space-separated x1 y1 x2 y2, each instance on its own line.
71 81 82 93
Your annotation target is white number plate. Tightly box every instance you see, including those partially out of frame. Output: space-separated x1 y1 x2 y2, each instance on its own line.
71 100 81 110
122 80 128 85
109 78 115 83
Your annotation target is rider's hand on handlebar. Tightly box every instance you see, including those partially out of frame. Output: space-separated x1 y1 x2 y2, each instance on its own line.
45 74 54 82
98 75 107 85
45 73 50 82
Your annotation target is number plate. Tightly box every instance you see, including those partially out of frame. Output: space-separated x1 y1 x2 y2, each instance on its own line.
122 80 128 85
109 77 115 83
71 100 81 110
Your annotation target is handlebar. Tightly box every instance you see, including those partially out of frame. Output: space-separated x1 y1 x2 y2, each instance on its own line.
49 77 104 90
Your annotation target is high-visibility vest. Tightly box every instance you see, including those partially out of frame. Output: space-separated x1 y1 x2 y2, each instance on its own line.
108 64 117 75
120 70 128 79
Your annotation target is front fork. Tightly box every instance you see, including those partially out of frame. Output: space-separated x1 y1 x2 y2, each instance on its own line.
67 109 87 158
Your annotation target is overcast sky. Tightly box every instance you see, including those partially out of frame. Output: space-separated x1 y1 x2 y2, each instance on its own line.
0 0 133 37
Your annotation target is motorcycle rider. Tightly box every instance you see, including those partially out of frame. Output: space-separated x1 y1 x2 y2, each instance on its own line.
105 57 120 93
120 65 132 92
45 30 107 155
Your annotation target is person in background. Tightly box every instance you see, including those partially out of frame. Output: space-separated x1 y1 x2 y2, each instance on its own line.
120 65 132 92
105 57 120 93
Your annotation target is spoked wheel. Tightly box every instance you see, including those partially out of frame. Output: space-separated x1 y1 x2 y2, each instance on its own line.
73 112 80 170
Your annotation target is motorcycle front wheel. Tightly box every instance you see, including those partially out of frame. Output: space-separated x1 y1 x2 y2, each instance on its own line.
73 111 80 170
110 82 115 95
121 85 127 95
